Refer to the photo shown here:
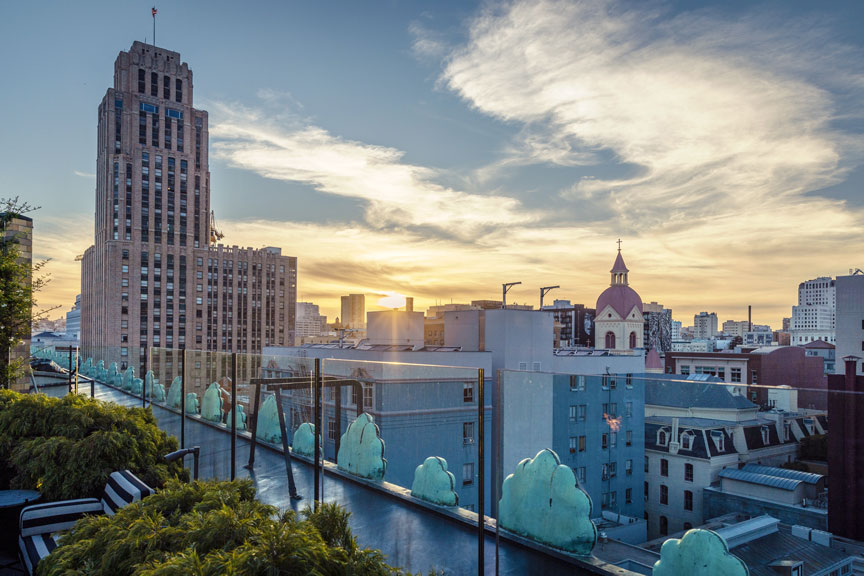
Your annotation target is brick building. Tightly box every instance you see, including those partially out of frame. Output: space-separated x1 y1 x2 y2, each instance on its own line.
81 42 296 373
664 346 826 409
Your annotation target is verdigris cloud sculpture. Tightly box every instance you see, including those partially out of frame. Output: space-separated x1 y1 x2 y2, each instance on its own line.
167 376 182 409
122 367 135 391
411 456 458 506
293 422 320 457
151 379 166 402
185 392 199 414
499 449 596 555
653 529 748 576
229 404 247 431
201 382 224 423
144 371 157 396
337 413 386 481
255 395 282 444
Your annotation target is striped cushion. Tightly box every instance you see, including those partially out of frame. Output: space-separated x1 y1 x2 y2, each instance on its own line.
101 470 153 515
19 498 102 537
18 532 60 575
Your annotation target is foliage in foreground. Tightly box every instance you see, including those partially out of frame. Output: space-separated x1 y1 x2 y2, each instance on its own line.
0 390 184 500
799 433 828 462
38 479 410 576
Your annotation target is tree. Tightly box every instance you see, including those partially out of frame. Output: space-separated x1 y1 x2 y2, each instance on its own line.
0 196 57 389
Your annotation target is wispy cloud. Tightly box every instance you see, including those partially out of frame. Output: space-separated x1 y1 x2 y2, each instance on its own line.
73 170 95 179
442 0 864 231
209 102 535 240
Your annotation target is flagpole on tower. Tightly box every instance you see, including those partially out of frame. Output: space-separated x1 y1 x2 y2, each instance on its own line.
152 6 157 46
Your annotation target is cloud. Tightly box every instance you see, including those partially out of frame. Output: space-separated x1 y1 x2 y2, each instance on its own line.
73 170 96 179
442 0 864 230
208 102 535 240
409 22 448 60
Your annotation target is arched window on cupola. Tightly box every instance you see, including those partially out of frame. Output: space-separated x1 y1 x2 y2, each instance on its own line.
605 331 616 349
629 331 637 349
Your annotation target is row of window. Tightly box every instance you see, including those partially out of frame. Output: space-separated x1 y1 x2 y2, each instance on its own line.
568 374 634 390
569 430 634 452
137 68 183 103
650 458 695 482
568 401 633 421
648 483 694 511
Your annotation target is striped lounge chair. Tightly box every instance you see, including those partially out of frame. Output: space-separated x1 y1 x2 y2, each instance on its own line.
18 470 153 575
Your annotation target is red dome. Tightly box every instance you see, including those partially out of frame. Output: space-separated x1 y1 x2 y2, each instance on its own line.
596 285 643 319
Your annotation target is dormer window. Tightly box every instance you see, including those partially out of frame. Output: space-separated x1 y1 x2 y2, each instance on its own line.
761 425 771 445
681 431 694 450
711 430 725 452
658 429 669 447
804 418 815 435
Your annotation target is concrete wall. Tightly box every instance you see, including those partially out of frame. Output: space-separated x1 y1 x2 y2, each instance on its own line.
366 310 425 346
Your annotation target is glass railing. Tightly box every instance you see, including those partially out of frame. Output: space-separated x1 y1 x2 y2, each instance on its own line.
42 345 856 576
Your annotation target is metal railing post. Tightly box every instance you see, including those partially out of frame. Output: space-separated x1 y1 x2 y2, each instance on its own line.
231 352 237 481
478 368 485 576
314 357 322 510
246 380 262 470
74 347 79 395
68 348 73 394
181 349 187 449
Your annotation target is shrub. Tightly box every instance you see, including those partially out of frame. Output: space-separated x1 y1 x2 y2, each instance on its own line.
38 479 409 576
0 390 185 500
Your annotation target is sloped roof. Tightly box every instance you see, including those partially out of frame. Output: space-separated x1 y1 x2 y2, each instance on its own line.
719 468 801 491
741 464 822 485
732 524 853 576
645 378 757 410
610 250 629 273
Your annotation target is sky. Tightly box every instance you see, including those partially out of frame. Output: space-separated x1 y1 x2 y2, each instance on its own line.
2 0 863 328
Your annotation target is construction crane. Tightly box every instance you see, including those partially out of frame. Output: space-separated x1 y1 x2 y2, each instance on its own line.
209 210 224 243
74 254 83 261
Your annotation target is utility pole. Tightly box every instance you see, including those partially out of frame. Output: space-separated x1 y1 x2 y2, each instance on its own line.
540 285 560 310
502 282 521 309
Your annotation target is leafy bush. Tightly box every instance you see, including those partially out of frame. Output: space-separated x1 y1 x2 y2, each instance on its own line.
38 479 409 576
0 390 184 500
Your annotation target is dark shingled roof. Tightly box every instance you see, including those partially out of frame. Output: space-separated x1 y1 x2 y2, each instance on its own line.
645 378 757 410
732 525 853 576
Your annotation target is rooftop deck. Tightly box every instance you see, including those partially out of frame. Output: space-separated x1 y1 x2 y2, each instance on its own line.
85 380 594 575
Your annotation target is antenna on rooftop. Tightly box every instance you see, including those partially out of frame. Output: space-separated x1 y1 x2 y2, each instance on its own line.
540 285 559 310
502 282 521 309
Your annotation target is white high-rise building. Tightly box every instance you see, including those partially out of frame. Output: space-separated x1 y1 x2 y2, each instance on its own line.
671 320 682 340
693 312 719 339
295 302 327 344
66 295 82 342
790 277 835 345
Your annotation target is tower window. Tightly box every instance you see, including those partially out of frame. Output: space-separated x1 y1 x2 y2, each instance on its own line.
151 72 158 97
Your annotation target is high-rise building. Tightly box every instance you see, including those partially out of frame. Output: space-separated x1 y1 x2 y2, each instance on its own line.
790 276 835 345
295 302 327 344
66 294 82 342
642 301 672 352
340 294 366 330
81 42 296 371
834 273 864 375
542 299 595 348
693 312 718 339
1 212 33 392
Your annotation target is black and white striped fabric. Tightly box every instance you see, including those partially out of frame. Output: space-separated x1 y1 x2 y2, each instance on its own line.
100 470 154 516
17 470 154 575
18 498 101 575
18 532 61 575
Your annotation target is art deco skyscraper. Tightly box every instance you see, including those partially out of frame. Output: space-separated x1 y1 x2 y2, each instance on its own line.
81 42 296 371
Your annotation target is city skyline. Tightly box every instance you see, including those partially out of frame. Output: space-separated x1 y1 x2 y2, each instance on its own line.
3 0 863 327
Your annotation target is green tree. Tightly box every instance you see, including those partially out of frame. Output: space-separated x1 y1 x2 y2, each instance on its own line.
0 196 57 389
